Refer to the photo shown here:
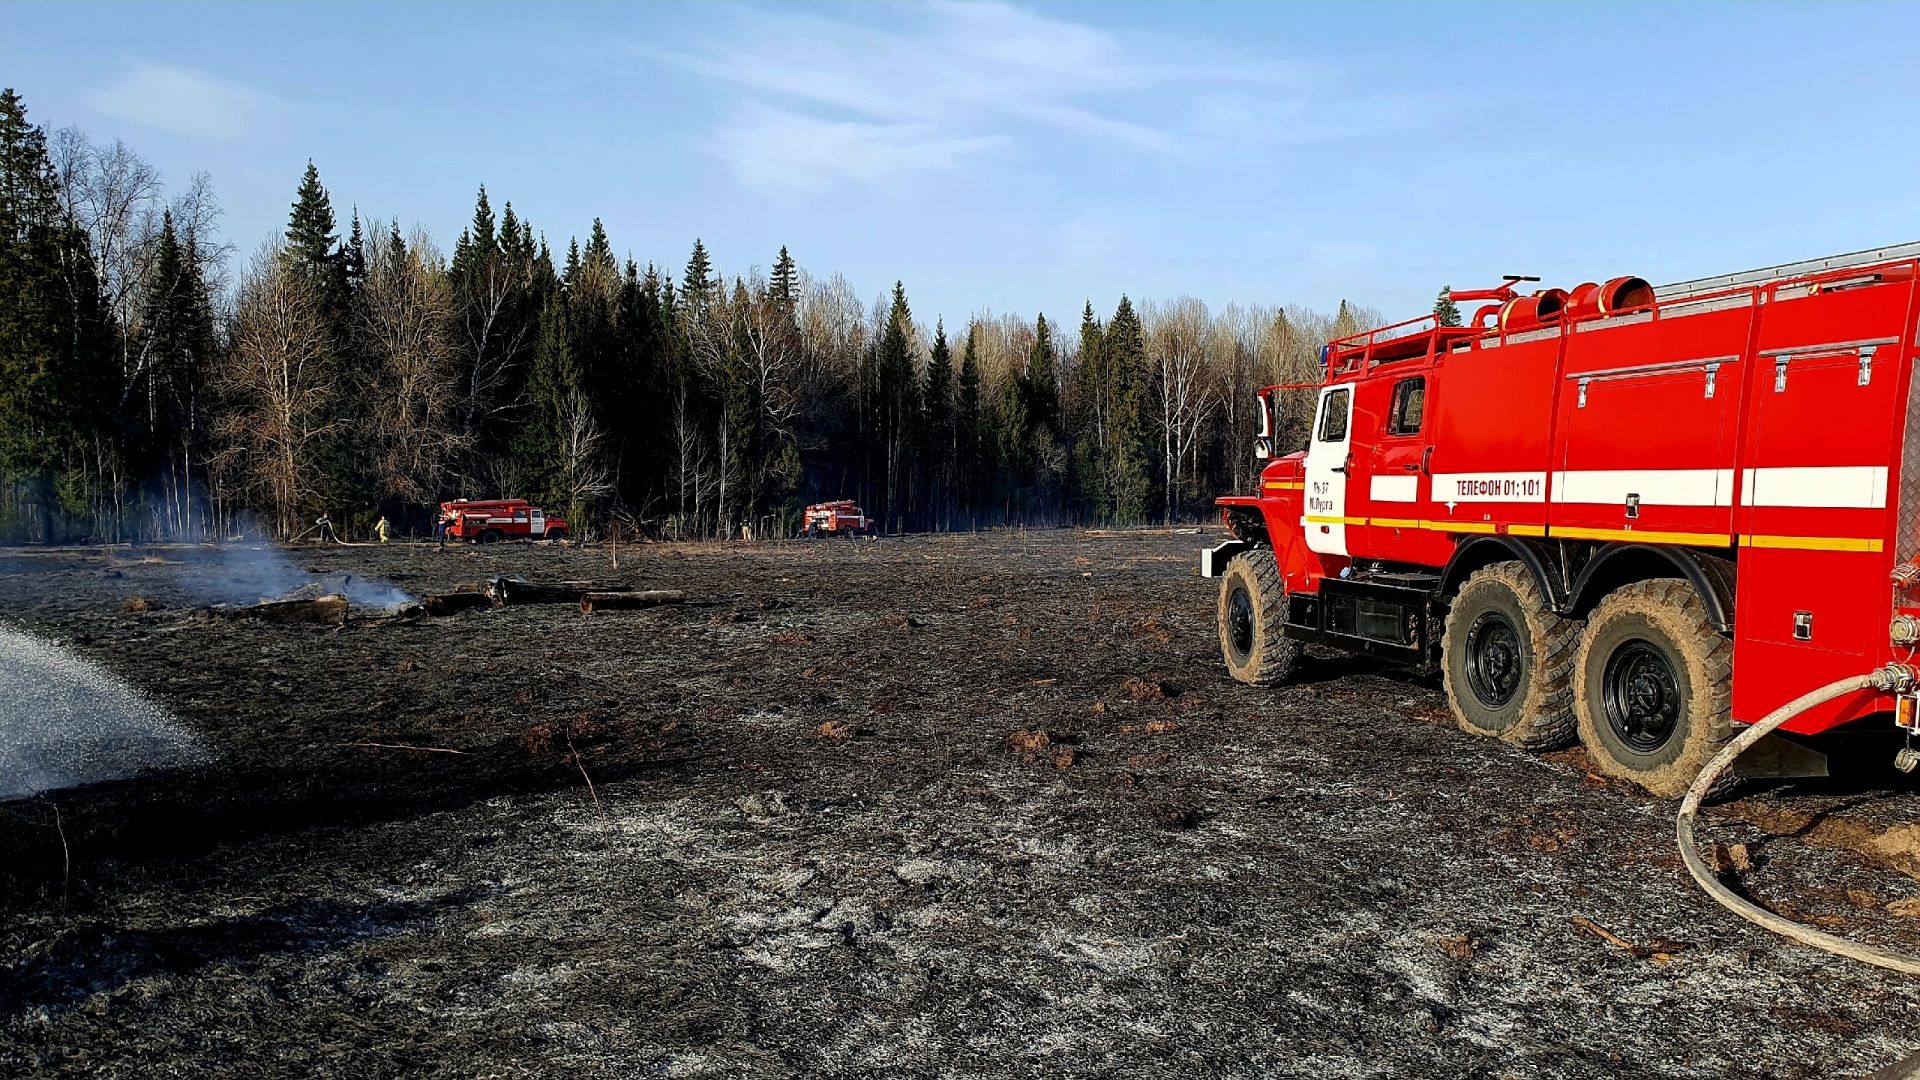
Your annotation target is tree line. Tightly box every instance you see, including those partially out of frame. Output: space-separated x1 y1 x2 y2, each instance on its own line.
0 87 1380 543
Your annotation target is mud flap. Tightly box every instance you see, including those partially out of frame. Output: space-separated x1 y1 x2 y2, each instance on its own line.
1201 540 1253 578
1732 732 1830 780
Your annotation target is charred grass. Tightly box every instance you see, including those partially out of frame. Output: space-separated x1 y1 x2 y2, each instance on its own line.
2 531 1920 1078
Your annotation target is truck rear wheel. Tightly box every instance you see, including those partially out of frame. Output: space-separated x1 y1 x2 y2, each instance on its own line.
1218 549 1300 685
1574 579 1733 798
1442 562 1578 749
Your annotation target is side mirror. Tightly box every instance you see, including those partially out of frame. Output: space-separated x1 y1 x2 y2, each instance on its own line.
1253 436 1273 461
1256 392 1273 438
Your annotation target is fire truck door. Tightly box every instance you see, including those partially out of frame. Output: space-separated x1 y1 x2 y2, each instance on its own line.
1304 385 1353 556
531 508 545 536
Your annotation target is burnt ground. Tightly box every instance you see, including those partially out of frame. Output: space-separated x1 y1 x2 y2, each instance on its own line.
3 530 1920 1078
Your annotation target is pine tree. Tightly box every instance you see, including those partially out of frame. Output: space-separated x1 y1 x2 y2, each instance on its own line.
1433 286 1462 327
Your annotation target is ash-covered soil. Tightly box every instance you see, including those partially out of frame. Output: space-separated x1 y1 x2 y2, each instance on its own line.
4 530 1920 1079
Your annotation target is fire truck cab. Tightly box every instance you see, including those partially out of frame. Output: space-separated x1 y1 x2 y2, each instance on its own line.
439 499 568 544
1205 244 1920 796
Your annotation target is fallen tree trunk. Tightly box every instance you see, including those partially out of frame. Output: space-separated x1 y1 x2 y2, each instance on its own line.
423 591 492 616
202 594 350 625
579 590 687 614
486 577 635 606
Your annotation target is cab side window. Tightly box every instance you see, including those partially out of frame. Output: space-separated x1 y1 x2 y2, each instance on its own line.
1318 388 1350 442
1388 377 1425 436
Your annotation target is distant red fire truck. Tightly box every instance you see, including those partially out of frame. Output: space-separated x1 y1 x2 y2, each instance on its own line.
1204 243 1920 796
804 500 874 537
438 499 568 544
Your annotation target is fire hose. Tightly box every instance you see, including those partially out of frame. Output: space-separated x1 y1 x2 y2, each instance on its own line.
1676 665 1920 976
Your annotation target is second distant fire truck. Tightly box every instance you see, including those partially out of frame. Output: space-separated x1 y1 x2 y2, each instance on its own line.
439 499 568 544
804 501 874 537
1204 244 1920 796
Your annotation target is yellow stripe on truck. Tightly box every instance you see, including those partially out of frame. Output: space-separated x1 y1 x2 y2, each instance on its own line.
1286 514 1878 553
1548 525 1732 546
1740 534 1884 553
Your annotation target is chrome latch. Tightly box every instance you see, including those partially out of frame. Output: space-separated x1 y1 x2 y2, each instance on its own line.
1577 378 1589 408
1704 362 1718 399
1860 344 1877 387
1625 493 1641 519
1794 610 1813 641
1775 356 1789 392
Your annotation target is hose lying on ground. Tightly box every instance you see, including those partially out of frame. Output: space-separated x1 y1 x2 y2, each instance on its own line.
1677 670 1920 976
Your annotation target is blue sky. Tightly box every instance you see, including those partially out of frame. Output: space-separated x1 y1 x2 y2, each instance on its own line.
5 1 1920 329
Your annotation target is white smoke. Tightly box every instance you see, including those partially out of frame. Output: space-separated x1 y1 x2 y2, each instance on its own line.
186 541 416 611
0 624 207 800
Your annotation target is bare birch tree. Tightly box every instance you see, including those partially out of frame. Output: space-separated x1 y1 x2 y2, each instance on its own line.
360 225 468 503
1145 297 1219 522
217 243 337 537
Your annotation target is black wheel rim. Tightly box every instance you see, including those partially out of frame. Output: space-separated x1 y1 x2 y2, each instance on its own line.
1602 639 1681 753
1464 610 1522 709
1227 584 1255 662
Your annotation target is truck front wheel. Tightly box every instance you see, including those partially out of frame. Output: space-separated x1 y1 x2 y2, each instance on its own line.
1442 562 1578 749
1573 579 1733 798
1218 549 1300 685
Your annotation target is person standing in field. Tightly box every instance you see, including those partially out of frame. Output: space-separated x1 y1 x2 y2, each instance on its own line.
314 513 336 545
374 515 391 544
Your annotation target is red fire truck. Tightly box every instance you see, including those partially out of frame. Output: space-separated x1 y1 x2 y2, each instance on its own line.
1204 243 1920 796
803 500 874 537
438 499 568 544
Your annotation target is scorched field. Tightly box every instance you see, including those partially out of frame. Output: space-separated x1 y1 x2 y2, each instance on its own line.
3 529 1920 1079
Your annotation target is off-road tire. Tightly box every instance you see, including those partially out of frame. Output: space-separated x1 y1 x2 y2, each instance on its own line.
480 529 502 545
1218 548 1300 686
1574 579 1734 799
546 529 567 542
1442 562 1579 749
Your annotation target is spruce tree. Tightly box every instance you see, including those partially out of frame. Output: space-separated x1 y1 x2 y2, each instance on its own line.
956 325 983 524
514 299 575 509
0 87 118 539
1433 286 1462 327
1023 313 1059 437
471 185 497 254
1106 296 1153 523
770 245 797 307
874 281 919 529
682 238 716 310
924 319 954 527
1072 300 1108 519
284 161 337 272
342 208 367 293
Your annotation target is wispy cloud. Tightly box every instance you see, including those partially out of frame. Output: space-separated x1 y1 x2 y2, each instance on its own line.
86 63 270 140
642 0 1382 196
713 103 1008 195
